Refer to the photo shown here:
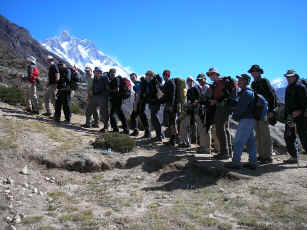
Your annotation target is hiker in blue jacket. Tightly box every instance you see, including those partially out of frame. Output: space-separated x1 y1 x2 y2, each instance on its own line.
225 74 258 170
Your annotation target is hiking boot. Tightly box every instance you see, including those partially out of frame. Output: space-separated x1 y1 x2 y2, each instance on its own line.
258 157 273 165
32 111 39 115
283 157 298 164
197 148 210 154
63 120 71 125
54 118 60 123
130 130 139 137
151 136 163 142
99 128 107 133
142 131 152 138
178 143 191 148
92 124 99 128
42 112 52 117
165 139 176 146
243 162 258 170
25 108 32 113
81 124 91 128
122 129 130 135
224 162 242 170
213 154 230 160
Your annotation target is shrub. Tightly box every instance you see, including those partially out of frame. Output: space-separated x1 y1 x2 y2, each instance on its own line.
71 103 84 115
93 132 136 153
0 85 24 105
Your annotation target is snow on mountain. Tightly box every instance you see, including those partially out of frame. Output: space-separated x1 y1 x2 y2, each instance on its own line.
271 77 287 89
41 31 130 77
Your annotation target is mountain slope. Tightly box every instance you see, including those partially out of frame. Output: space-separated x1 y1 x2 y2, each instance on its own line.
41 31 130 77
0 14 66 73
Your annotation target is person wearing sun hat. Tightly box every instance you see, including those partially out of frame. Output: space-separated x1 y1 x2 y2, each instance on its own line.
24 56 40 114
206 67 233 159
283 69 307 164
249 64 277 164
225 74 258 170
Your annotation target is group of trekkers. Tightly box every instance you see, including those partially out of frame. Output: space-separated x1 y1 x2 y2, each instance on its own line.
23 55 307 170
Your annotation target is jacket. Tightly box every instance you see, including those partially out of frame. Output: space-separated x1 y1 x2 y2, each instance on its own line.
159 79 175 105
57 67 71 90
48 63 59 85
86 74 94 97
27 64 40 83
232 88 255 121
285 79 307 120
251 77 277 112
140 78 160 105
93 74 109 96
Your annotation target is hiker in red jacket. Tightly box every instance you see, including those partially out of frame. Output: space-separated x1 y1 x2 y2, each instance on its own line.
25 56 40 114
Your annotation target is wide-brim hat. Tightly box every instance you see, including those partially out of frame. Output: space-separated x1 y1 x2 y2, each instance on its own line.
206 68 220 76
236 74 251 83
248 65 264 74
196 73 205 80
284 69 299 78
27 56 36 64
109 68 116 74
94 67 102 73
186 76 194 82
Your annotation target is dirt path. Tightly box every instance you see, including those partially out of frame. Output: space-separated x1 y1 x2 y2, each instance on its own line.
0 102 307 230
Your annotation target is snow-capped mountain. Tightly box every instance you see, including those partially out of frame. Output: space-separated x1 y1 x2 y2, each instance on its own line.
271 77 287 89
41 31 130 77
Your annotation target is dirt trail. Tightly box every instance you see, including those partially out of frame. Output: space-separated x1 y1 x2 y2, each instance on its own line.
0 102 307 230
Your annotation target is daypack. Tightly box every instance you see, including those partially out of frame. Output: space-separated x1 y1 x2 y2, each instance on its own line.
29 65 40 83
172 78 187 105
118 77 132 99
252 92 268 121
213 76 238 101
300 79 307 97
70 68 81 90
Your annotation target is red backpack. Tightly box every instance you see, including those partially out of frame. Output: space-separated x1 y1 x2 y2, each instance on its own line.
29 66 40 83
118 77 132 99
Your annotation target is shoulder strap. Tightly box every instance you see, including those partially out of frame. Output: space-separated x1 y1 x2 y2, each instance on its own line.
171 79 176 105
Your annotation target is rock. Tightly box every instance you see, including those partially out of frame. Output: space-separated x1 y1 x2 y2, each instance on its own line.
39 191 44 196
32 187 38 194
4 189 10 194
28 194 32 197
13 214 21 224
20 165 29 175
4 177 14 185
8 225 17 230
6 216 13 223
23 183 29 188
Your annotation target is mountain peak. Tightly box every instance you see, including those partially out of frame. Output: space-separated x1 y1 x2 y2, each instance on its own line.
41 32 130 77
59 30 72 41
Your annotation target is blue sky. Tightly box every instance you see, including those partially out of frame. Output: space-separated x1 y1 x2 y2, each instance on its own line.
1 0 307 82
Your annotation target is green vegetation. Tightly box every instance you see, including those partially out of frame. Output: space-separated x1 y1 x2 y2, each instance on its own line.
71 103 84 115
93 132 136 153
0 85 24 105
22 216 44 225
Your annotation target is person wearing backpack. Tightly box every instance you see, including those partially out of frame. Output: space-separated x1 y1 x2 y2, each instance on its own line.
69 65 81 98
194 74 212 153
43 55 60 117
54 62 72 123
109 72 129 134
82 67 109 129
158 70 178 146
24 56 40 114
283 70 307 164
249 64 277 164
141 70 163 141
225 74 258 170
82 66 99 128
129 73 149 137
207 68 234 160
178 76 199 148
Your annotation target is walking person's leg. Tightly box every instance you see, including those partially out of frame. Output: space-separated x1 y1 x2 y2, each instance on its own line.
63 91 71 122
32 83 39 113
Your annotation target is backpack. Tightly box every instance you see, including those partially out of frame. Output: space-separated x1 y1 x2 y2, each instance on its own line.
252 92 268 121
29 65 40 83
223 76 238 98
172 78 187 105
118 77 132 99
68 67 81 90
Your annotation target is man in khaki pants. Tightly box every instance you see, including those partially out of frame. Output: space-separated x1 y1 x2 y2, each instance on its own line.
24 56 40 114
249 65 277 164
43 55 60 117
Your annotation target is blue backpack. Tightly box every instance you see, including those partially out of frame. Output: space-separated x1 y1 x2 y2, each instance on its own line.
253 93 268 121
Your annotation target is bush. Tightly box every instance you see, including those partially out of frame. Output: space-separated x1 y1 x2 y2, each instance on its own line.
71 103 84 115
0 85 24 105
92 133 136 153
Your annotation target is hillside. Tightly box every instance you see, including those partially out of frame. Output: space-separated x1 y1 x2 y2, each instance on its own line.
1 101 307 230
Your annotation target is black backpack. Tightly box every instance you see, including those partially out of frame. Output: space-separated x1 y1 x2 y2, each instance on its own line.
252 92 269 121
68 67 81 90
117 76 132 99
